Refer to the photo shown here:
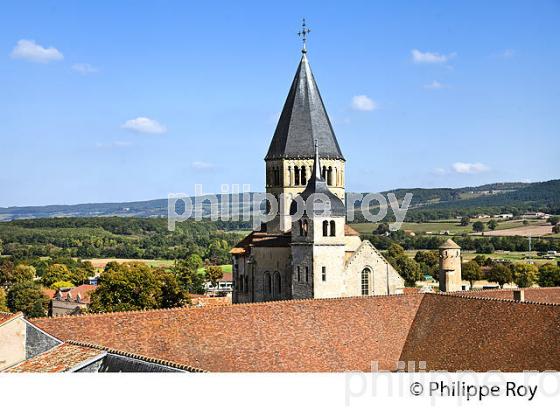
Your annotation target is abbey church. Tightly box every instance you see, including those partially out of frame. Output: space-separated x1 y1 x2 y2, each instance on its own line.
231 45 405 303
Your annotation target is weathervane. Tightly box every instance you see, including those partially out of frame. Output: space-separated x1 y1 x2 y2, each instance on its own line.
298 18 311 53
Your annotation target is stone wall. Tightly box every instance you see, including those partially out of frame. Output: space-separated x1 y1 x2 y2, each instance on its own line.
0 317 26 371
344 241 405 296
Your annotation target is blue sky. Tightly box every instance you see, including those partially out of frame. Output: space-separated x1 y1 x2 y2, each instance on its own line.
0 0 559 207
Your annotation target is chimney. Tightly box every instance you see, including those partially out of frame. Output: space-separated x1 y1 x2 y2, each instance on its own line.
513 289 525 302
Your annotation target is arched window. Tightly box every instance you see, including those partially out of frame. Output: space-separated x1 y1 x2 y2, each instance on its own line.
333 168 337 186
322 165 327 180
327 166 333 186
297 266 301 282
323 220 329 236
274 272 281 297
305 266 309 282
294 166 300 185
265 271 272 294
301 166 307 185
244 276 249 293
361 268 371 296
239 274 244 292
330 220 336 236
299 220 304 236
302 219 309 236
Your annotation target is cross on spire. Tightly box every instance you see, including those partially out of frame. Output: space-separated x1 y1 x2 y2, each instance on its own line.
298 18 311 53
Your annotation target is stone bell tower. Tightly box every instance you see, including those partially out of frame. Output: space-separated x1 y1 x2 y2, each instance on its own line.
289 141 347 300
439 239 463 292
264 23 345 233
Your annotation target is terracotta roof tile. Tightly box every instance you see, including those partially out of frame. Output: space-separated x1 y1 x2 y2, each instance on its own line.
27 289 560 372
50 284 97 304
6 343 103 373
400 292 560 371
31 295 424 372
0 312 23 326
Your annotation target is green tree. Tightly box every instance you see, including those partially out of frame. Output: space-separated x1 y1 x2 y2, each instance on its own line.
513 263 538 288
486 264 513 288
0 288 8 312
173 256 205 294
89 262 162 312
13 264 36 283
474 255 492 266
69 267 89 286
538 263 560 287
0 259 15 287
459 216 470 226
414 250 439 280
42 263 72 287
51 280 75 290
394 256 422 287
386 243 406 259
205 265 224 288
472 221 485 233
156 269 190 308
553 225 560 234
375 223 390 235
462 260 482 288
7 281 48 317
487 219 498 230
104 261 120 273
547 216 559 225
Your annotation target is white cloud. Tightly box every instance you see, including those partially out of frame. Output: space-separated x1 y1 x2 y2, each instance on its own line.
191 161 216 171
452 162 490 174
10 39 63 63
424 80 446 89
411 49 456 64
72 63 98 75
121 117 167 134
351 95 378 112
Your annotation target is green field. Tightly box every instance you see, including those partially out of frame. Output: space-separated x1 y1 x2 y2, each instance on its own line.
84 258 232 274
404 250 556 266
197 264 233 274
350 219 544 236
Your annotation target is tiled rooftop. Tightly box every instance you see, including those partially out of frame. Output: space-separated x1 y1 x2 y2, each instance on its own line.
0 312 23 326
28 288 560 372
6 343 103 373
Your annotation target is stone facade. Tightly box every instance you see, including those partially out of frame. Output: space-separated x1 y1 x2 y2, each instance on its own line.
231 50 405 304
266 158 345 233
0 314 26 371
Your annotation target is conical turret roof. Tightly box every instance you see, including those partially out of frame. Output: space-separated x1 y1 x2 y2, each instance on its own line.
265 53 344 161
439 238 461 249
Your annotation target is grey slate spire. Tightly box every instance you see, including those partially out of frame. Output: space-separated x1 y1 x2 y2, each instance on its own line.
290 140 346 217
265 53 344 161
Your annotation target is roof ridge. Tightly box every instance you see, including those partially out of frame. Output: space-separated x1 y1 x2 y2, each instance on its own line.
65 340 206 372
32 293 423 322
432 291 560 307
32 305 193 321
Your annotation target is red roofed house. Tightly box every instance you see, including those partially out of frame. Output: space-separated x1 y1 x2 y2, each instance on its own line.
49 285 97 317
